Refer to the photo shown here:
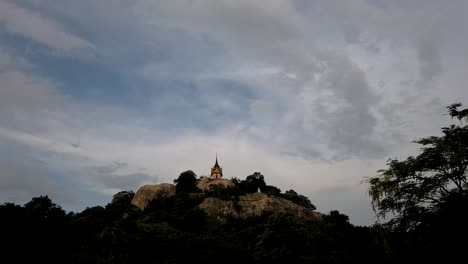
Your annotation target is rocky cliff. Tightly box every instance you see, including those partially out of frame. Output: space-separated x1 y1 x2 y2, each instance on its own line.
131 179 321 221
198 192 322 220
196 178 235 191
131 183 175 210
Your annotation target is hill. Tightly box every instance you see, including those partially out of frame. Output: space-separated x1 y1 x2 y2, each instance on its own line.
130 176 321 222
0 171 395 263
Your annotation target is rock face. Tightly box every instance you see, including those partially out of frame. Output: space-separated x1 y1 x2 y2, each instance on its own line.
198 192 322 221
131 183 176 210
132 180 321 221
196 178 235 192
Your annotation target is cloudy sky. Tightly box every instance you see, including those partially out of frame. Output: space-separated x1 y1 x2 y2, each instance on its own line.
1 0 467 225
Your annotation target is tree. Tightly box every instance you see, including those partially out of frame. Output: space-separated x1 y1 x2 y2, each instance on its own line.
174 170 199 193
24 195 66 221
111 190 135 205
263 185 281 195
242 172 267 193
368 103 468 231
283 190 316 210
254 212 308 263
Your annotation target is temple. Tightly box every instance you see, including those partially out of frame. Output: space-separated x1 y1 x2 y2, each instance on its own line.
210 155 223 179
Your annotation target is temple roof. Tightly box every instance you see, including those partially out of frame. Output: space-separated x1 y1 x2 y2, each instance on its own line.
213 155 221 168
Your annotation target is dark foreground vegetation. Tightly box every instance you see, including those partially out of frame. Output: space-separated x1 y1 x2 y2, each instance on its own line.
1 104 467 263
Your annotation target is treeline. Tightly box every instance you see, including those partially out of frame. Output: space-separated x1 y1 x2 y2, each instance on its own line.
0 188 386 263
0 170 465 263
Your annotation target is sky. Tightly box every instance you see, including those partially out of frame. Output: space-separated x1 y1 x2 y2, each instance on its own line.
0 0 467 225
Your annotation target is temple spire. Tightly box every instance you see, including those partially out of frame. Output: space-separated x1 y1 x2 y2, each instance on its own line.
214 153 219 167
211 153 223 179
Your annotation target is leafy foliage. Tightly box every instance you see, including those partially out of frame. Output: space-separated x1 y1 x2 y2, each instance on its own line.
174 170 199 193
263 185 281 195
238 172 267 193
366 103 468 262
282 190 317 210
112 190 135 204
368 103 468 231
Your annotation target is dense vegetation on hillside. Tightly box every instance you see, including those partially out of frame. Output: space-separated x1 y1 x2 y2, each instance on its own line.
1 103 467 263
1 185 387 263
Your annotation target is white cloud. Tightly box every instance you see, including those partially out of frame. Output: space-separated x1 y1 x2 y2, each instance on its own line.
0 117 381 224
0 71 62 112
311 0 468 84
136 0 302 40
0 0 92 51
134 0 318 82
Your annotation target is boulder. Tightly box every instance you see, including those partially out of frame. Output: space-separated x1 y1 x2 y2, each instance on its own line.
131 183 175 210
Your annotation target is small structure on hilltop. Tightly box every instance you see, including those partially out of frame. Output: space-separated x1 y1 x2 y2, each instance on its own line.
210 154 223 179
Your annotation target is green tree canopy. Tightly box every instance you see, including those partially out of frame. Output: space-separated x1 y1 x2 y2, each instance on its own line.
24 195 66 221
111 190 135 204
368 103 468 231
283 190 316 211
174 170 199 193
243 172 267 193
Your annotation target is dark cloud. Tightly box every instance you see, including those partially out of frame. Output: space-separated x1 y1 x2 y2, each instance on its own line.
317 52 383 158
416 35 443 85
88 162 157 191
277 52 385 161
96 172 156 191
309 185 376 226
0 158 79 206
91 161 127 175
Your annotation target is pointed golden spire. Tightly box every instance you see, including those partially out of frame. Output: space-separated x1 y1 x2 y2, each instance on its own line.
214 153 220 168
211 153 223 178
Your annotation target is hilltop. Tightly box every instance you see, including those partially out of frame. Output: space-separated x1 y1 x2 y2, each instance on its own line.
130 173 322 222
0 170 424 263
